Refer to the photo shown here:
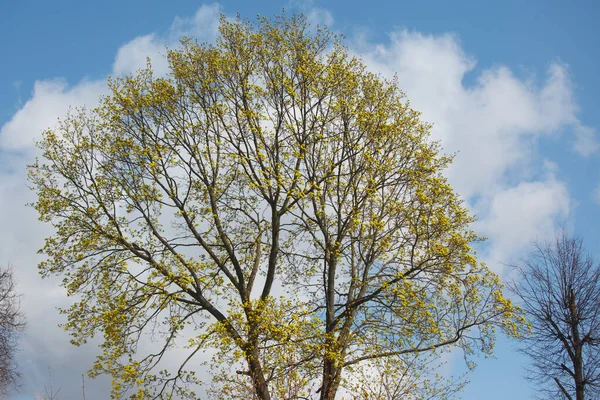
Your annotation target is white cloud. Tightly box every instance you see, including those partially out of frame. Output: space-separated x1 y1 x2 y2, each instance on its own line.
0 166 113 399
356 31 593 199
474 175 571 265
169 3 222 41
573 123 599 157
0 79 107 150
112 34 169 77
0 5 224 399
305 7 333 27
0 4 224 152
351 30 593 271
113 3 222 78
288 0 334 28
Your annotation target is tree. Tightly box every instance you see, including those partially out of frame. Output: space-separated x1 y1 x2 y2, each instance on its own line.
28 13 523 400
509 230 600 400
33 370 62 400
0 266 25 397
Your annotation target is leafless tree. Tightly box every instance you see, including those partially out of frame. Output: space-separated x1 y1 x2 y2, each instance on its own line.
33 370 61 400
510 230 600 400
0 265 25 397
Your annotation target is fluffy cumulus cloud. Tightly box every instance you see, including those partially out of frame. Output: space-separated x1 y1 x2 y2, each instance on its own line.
0 3 595 398
353 31 594 268
0 168 113 398
0 73 110 400
356 32 593 193
289 0 334 27
1 2 224 154
112 34 171 77
0 5 223 399
0 79 107 151
113 3 222 77
474 169 571 264
573 124 600 157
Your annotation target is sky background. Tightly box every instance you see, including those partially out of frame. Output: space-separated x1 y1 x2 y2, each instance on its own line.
1 0 599 398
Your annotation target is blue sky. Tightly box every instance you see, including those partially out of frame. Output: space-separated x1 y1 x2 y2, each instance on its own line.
1 1 599 399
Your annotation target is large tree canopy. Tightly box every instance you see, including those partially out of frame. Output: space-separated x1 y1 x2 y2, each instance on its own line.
28 14 523 400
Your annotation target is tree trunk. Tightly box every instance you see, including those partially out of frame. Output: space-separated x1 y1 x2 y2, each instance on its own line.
320 251 340 400
248 348 271 400
319 357 341 400
575 353 585 400
569 288 585 400
320 361 333 400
